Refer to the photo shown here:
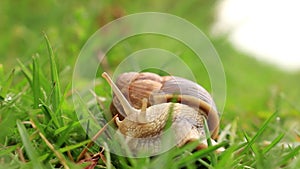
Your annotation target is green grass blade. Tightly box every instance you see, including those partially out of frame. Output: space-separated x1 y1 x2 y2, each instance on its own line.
0 64 4 83
262 133 285 155
43 33 62 126
39 99 59 128
243 129 267 168
242 131 256 154
54 121 82 147
242 112 277 153
149 149 174 169
0 68 15 97
17 120 45 169
17 59 33 87
0 145 18 156
203 118 217 166
55 124 74 147
58 139 90 153
104 143 112 169
32 55 41 109
198 158 213 169
277 145 300 167
215 142 247 169
54 121 81 135
175 141 227 168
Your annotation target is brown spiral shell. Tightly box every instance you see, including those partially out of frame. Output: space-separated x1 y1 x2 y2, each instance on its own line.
110 72 220 139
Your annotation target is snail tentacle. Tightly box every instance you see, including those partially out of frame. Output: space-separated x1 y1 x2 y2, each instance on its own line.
102 72 140 116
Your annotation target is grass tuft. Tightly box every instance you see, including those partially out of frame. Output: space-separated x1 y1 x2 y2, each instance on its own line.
43 32 63 127
16 120 45 169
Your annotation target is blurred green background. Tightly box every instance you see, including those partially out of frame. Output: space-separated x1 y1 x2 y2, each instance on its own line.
1 0 299 140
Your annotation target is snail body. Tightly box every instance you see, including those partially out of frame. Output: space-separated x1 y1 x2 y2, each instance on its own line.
102 72 220 154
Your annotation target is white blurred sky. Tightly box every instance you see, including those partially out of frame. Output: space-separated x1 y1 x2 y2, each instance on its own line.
213 0 300 71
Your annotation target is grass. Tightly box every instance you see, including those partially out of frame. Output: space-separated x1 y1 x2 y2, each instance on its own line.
0 34 299 169
1 0 300 168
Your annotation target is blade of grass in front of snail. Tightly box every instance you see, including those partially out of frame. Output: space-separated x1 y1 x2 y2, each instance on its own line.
102 72 140 117
203 117 217 166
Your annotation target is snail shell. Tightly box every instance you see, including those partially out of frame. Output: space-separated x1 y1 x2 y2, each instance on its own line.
102 72 220 154
110 72 219 138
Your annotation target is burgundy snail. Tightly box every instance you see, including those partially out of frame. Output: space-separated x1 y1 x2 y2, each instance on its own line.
102 72 220 154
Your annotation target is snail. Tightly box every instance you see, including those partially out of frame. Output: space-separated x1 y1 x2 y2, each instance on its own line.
102 72 220 154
